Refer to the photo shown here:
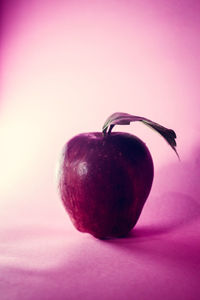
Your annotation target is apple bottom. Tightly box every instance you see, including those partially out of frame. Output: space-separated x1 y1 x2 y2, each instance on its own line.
62 197 152 239
63 176 153 239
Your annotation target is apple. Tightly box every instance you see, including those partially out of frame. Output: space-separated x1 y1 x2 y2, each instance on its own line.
58 112 178 239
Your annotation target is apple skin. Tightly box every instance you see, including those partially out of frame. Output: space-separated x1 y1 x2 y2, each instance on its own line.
58 132 154 239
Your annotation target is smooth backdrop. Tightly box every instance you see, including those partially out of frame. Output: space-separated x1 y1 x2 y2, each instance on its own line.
1 1 200 299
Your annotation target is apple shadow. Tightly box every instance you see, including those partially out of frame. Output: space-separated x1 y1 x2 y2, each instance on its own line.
131 193 200 239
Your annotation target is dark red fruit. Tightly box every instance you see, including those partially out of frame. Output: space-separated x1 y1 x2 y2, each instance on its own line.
57 112 178 239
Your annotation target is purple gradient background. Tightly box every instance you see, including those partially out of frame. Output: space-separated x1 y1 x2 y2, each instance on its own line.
1 0 200 299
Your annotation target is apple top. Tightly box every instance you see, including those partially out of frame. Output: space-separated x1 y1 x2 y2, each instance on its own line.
102 112 179 159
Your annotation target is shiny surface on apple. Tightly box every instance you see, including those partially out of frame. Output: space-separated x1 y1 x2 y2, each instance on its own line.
58 132 154 238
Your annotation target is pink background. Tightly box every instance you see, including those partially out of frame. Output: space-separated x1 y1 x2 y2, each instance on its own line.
1 0 200 299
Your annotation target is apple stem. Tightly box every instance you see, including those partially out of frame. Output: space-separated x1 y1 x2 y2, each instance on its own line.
108 125 114 134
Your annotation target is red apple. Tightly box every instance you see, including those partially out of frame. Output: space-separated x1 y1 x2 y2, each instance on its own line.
58 112 178 239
